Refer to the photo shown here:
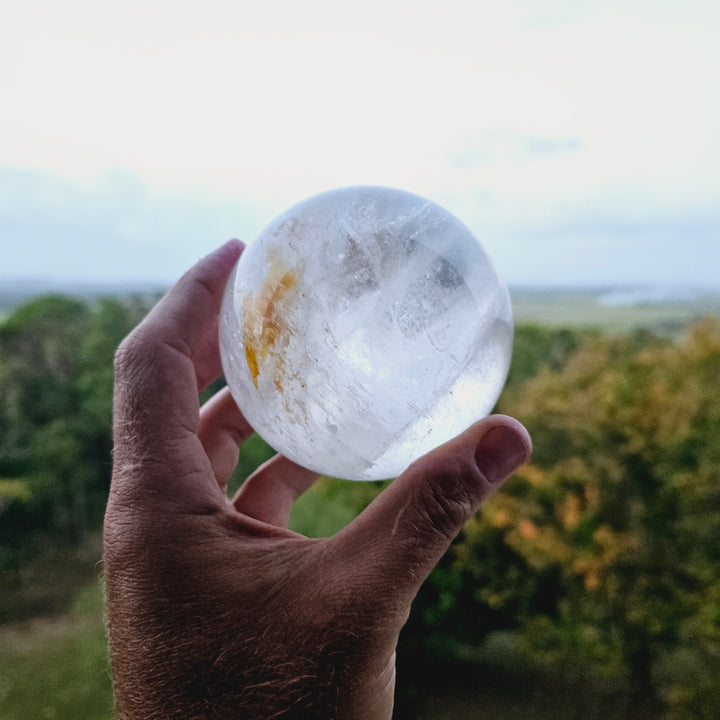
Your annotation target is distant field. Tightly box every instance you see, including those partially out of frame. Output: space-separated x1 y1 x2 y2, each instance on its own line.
511 287 720 335
0 279 164 319
2 280 720 335
0 580 113 720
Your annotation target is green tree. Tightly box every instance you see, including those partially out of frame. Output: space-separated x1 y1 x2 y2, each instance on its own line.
0 296 89 460
506 324 592 389
0 295 151 567
398 319 719 717
492 319 720 715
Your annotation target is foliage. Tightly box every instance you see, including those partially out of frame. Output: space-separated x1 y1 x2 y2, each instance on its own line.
0 296 148 572
505 324 594 389
0 479 31 505
1 291 719 718
0 579 113 720
289 476 390 537
410 318 720 717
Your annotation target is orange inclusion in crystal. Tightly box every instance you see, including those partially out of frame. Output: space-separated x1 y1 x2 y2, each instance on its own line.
242 257 298 390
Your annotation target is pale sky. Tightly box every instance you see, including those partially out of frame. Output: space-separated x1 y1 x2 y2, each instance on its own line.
1 0 718 286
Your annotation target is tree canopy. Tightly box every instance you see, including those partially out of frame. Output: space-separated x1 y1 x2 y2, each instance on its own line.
1 291 718 717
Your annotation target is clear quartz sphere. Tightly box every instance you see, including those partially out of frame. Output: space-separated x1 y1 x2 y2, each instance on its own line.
219 186 513 481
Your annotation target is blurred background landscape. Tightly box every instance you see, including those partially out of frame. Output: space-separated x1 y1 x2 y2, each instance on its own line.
1 0 719 718
2 287 718 719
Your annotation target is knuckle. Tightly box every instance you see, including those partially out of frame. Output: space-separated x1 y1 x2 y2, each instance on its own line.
113 330 167 389
414 455 479 542
114 330 150 375
190 272 217 307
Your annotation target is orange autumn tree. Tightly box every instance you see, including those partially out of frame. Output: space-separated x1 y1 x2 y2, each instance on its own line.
405 319 720 716
491 318 720 713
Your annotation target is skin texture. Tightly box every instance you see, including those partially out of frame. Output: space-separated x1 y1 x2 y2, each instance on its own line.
104 239 532 720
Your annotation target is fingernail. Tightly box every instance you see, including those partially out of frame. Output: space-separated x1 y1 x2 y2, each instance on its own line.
474 423 531 484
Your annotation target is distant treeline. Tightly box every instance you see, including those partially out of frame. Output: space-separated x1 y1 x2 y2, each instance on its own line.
1 294 718 718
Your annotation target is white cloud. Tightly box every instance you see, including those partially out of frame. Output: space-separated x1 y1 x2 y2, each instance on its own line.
0 168 264 282
0 0 718 285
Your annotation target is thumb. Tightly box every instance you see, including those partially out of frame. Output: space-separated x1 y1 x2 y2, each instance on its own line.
336 415 531 605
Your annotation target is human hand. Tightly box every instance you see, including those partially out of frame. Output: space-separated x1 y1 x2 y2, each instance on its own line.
104 240 531 720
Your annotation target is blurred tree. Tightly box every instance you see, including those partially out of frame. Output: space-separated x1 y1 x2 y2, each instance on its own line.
2 292 719 719
0 295 150 566
398 319 719 716
490 318 720 715
505 324 593 389
0 296 89 459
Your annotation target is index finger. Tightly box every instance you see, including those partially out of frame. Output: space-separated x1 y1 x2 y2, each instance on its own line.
113 240 243 462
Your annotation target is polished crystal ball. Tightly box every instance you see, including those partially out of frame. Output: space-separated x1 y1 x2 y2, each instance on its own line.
219 186 513 481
